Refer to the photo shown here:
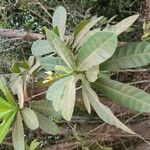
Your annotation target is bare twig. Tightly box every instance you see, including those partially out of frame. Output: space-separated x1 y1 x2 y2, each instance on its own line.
0 28 45 41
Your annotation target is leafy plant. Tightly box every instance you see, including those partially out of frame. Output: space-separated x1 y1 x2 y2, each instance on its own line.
0 76 60 149
31 6 150 134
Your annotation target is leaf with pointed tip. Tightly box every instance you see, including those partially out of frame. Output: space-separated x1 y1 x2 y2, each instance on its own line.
83 80 134 134
40 56 67 71
106 14 139 35
52 6 67 41
72 16 104 48
12 111 24 150
77 32 117 71
21 107 39 130
0 112 16 143
61 76 76 121
46 30 76 70
101 42 150 71
35 111 60 135
46 75 74 112
92 77 150 112
0 77 16 106
31 40 54 56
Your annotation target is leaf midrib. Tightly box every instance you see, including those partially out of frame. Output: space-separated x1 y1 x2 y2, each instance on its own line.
95 80 150 108
78 33 116 69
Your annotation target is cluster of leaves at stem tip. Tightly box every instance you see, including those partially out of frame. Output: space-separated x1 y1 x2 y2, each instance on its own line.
0 57 60 150
32 6 150 135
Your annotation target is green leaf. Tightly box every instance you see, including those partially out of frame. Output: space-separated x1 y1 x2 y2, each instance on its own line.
82 79 91 113
82 79 134 134
101 42 150 71
52 6 67 41
0 97 12 110
12 111 24 150
21 107 39 130
76 28 101 50
0 112 16 143
74 20 90 37
106 14 139 35
40 56 67 71
72 16 104 48
46 75 75 112
35 111 60 135
29 139 40 150
77 31 117 71
46 30 76 70
31 40 54 56
92 77 150 112
60 75 76 121
86 65 99 82
30 100 60 118
0 77 16 106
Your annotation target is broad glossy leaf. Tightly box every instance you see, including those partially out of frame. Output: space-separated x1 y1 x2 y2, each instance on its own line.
0 77 16 106
12 111 24 150
101 42 150 71
86 65 99 82
72 16 104 48
92 77 150 112
30 100 61 118
83 80 134 134
77 32 117 71
21 107 39 130
40 56 67 71
0 97 12 110
0 112 16 143
46 75 75 112
35 111 60 135
31 40 54 56
52 6 67 41
106 14 139 35
61 75 76 121
46 30 76 70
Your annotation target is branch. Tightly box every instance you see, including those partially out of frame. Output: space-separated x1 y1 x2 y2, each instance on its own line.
0 28 45 41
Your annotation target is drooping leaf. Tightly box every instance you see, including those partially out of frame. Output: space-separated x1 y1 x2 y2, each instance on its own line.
21 107 39 130
30 100 61 118
12 111 24 150
40 56 67 71
10 76 24 109
77 32 117 71
52 6 67 41
31 40 54 56
46 75 75 112
92 77 150 112
82 79 91 113
60 75 76 121
46 30 76 70
0 112 16 143
72 16 104 48
83 79 134 134
35 111 60 135
101 42 150 71
86 65 99 82
0 77 16 106
106 14 139 35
